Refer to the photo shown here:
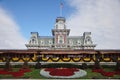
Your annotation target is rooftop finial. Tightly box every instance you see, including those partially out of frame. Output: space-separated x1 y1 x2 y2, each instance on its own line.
60 1 63 17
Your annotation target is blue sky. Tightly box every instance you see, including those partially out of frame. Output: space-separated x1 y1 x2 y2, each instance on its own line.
0 0 120 49
0 0 72 39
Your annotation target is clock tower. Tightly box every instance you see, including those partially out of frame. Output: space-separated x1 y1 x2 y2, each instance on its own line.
52 17 70 49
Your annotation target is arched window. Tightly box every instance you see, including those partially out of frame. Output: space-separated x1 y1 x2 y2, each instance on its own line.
58 35 64 44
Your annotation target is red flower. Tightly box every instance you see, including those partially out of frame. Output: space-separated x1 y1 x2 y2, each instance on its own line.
11 72 24 77
0 68 31 77
19 68 31 73
114 71 120 75
92 69 104 73
45 68 55 72
0 69 9 75
45 68 79 76
101 72 115 77
92 68 115 77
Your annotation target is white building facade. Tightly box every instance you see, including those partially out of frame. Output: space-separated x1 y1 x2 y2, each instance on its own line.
26 17 96 50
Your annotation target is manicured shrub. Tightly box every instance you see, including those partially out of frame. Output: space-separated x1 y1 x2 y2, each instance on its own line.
35 62 41 69
4 57 12 71
42 63 79 68
93 59 102 69
115 61 120 71
22 61 29 69
81 63 88 69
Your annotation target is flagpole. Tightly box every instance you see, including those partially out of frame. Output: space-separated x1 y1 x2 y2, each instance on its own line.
60 5 62 17
60 2 63 17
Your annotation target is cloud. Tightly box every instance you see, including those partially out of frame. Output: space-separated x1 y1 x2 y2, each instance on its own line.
0 7 27 49
66 0 120 49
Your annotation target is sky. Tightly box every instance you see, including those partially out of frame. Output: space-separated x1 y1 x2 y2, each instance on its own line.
0 0 120 49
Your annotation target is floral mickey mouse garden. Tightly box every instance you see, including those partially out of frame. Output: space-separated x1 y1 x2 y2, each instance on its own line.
0 59 120 79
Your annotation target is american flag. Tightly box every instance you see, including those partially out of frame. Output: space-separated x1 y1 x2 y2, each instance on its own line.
60 3 63 8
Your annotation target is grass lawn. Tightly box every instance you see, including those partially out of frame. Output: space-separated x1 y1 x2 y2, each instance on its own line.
0 65 120 79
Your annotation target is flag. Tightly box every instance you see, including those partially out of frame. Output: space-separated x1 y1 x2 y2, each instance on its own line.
60 3 63 8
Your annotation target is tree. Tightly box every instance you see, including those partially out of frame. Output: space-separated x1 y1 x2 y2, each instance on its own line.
93 52 102 69
4 56 12 71
81 63 88 69
35 56 41 69
93 59 102 69
22 60 29 69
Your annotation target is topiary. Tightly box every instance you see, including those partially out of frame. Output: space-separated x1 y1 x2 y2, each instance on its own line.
93 59 102 69
22 60 29 69
81 63 88 69
35 62 41 69
115 61 120 71
4 57 12 71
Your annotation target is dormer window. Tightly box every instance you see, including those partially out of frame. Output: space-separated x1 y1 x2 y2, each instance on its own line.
33 39 36 44
77 40 81 45
85 36 92 44
49 40 52 45
32 39 35 42
69 40 73 46
40 40 44 45
29 38 36 44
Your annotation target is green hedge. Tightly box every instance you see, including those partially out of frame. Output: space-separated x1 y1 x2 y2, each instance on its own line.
41 63 80 68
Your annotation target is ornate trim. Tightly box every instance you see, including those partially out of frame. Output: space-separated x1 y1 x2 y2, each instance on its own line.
21 57 31 62
61 57 71 62
82 57 91 62
42 57 50 62
71 57 81 62
30 57 36 62
50 57 60 62
11 57 21 62
102 57 112 62
1 58 7 62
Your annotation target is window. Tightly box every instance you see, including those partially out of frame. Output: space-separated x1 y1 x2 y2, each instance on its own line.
85 36 92 44
40 40 44 45
77 40 81 45
59 40 63 44
69 40 73 46
55 24 58 29
58 35 64 44
49 40 52 45
87 38 90 41
32 39 35 42
30 38 36 44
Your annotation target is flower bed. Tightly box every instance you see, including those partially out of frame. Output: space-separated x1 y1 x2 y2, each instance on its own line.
0 69 9 75
92 68 120 77
92 68 104 73
101 71 115 77
0 68 31 77
40 68 87 78
115 71 120 75
46 68 79 76
19 68 31 73
10 71 24 77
